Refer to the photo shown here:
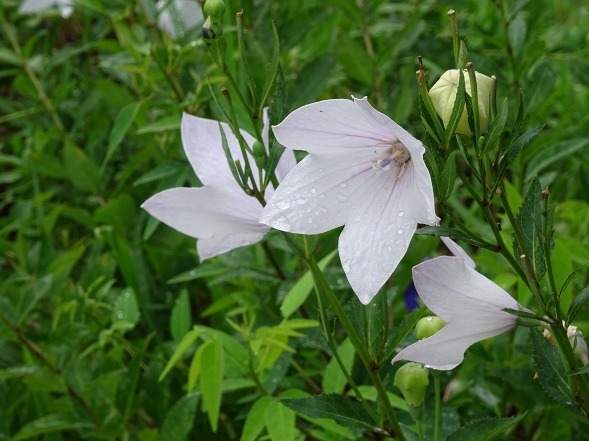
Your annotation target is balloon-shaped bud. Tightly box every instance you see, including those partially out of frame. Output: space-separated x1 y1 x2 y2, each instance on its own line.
252 141 266 169
416 316 445 340
429 69 494 136
393 362 430 407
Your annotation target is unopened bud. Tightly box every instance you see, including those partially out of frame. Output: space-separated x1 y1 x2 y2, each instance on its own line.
429 69 494 136
568 326 589 365
252 141 266 169
394 362 430 407
416 316 445 340
202 0 224 38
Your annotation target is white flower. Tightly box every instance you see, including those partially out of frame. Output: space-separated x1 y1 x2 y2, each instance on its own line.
392 238 521 370
141 110 296 261
157 0 203 39
19 0 73 18
260 96 439 305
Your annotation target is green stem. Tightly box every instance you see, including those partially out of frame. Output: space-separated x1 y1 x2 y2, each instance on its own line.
550 323 589 415
313 284 379 422
305 254 406 439
2 22 66 137
433 373 441 441
0 310 102 427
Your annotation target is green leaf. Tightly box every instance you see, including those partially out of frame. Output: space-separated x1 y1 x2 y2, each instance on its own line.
438 150 459 202
566 283 589 325
12 414 93 441
513 177 545 280
447 413 526 441
159 328 201 381
508 14 527 58
444 68 466 144
415 226 487 248
323 338 355 394
259 22 281 111
530 329 579 411
112 288 140 331
526 138 589 178
264 400 296 441
64 143 100 193
200 338 224 432
187 341 205 393
281 394 380 434
136 115 181 134
160 394 199 441
281 249 337 318
104 100 143 170
170 289 191 342
240 396 273 441
482 97 508 154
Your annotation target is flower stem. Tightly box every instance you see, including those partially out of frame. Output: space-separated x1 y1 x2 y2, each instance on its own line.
433 373 441 441
305 254 406 439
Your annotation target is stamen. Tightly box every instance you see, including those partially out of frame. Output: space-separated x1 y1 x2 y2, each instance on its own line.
372 140 411 177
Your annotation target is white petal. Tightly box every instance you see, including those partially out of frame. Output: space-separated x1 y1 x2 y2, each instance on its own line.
412 256 519 323
339 162 433 304
260 153 377 234
181 113 257 188
441 237 476 269
272 98 396 155
19 0 57 13
141 187 267 239
391 317 516 370
157 0 203 38
197 232 266 261
353 97 438 225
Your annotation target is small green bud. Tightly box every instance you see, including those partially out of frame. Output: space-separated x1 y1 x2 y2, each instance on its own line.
202 0 225 39
428 69 494 136
394 362 430 407
204 0 225 21
416 316 445 340
252 141 267 169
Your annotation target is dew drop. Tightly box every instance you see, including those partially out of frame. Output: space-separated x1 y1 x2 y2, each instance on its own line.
397 229 404 235
337 194 347 202
124 292 131 298
277 199 291 210
398 210 405 217
307 217 313 224
310 187 317 194
117 312 123 319
340 182 347 188
295 194 308 205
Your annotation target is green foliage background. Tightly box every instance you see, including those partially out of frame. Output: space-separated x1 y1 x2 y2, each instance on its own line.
1 0 589 440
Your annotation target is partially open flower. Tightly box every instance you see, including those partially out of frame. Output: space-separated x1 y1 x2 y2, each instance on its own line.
429 69 494 136
142 110 295 261
392 238 522 370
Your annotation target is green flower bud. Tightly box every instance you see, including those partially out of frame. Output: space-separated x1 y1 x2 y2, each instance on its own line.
416 316 445 340
428 69 494 136
202 0 225 39
204 0 225 23
394 362 430 407
568 326 589 365
252 140 267 170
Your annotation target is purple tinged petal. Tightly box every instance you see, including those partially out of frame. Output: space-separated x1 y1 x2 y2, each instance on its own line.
391 253 519 370
264 96 439 303
141 187 268 240
181 113 258 188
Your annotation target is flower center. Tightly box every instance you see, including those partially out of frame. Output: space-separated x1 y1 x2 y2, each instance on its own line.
372 140 411 177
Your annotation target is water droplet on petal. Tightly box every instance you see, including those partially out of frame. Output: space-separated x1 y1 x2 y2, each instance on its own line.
277 199 291 210
310 187 317 194
314 211 319 216
397 229 404 235
340 182 347 188
296 194 308 205
307 217 313 224
337 194 347 202
398 210 405 217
